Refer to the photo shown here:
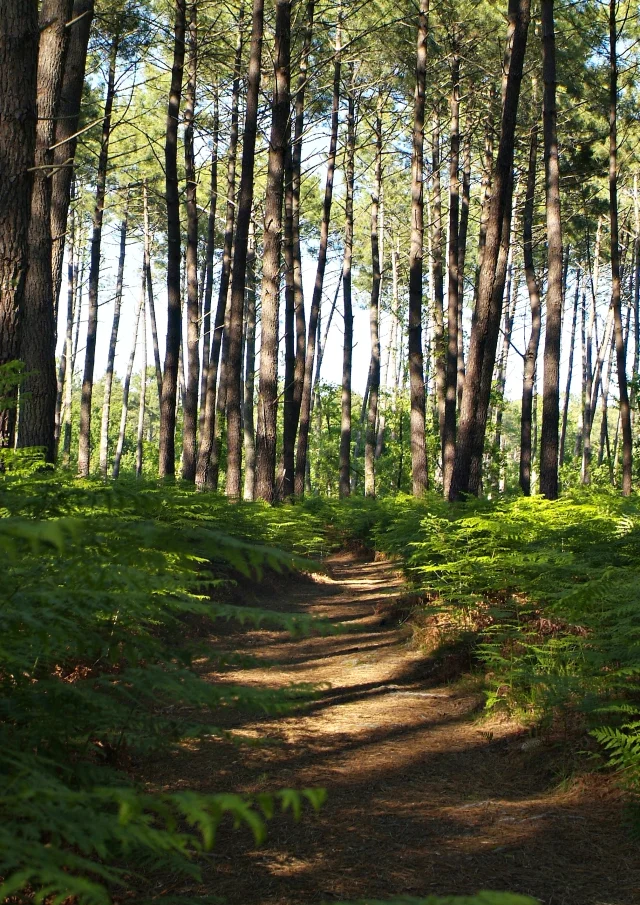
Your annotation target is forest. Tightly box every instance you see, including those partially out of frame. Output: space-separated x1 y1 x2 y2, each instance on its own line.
2 0 640 903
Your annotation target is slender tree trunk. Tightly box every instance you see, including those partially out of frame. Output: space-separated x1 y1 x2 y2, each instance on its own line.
609 0 633 494
143 181 162 403
113 270 145 479
559 269 581 467
365 100 383 497
408 0 430 496
431 113 446 443
339 74 356 498
196 6 244 488
158 0 186 478
54 197 76 450
136 298 147 477
225 0 265 498
443 41 460 497
295 18 341 497
493 260 518 455
182 2 199 482
199 90 219 441
243 223 257 500
76 33 118 476
539 0 564 500
51 0 94 311
59 207 77 464
450 0 530 501
255 0 291 502
598 328 614 468
457 130 471 407
520 116 541 495
582 215 602 483
98 205 129 477
18 0 74 462
631 174 640 419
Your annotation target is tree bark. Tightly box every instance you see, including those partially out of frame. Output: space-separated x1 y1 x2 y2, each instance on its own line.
408 0 430 496
559 268 581 466
18 0 74 462
196 5 244 488
243 222 257 500
339 73 356 498
136 297 147 477
294 18 341 497
449 0 530 501
98 205 129 476
255 0 291 502
582 215 602 483
143 180 162 403
431 113 445 444
443 40 460 497
365 100 383 498
199 91 219 441
51 0 94 311
539 0 564 500
181 1 199 482
113 269 144 479
76 32 118 476
225 0 264 498
457 130 471 408
158 0 186 478
609 0 633 494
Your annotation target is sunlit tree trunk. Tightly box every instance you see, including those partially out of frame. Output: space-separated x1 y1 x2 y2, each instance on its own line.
365 100 383 498
199 90 218 441
539 0 564 500
609 0 633 494
559 269 581 467
225 0 264 498
582 215 602 483
243 222 257 500
431 113 445 445
182 2 199 482
450 0 530 501
255 0 291 502
76 32 119 476
113 270 144 479
339 74 356 498
98 205 129 477
158 0 186 478
19 0 74 462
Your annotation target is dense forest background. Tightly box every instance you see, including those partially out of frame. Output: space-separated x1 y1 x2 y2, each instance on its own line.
3 0 640 499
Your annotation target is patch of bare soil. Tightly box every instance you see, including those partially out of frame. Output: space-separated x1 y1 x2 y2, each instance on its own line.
147 552 640 905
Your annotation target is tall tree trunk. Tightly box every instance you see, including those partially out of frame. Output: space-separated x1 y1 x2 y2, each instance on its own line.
54 196 76 450
598 328 614 468
520 117 541 495
365 100 383 498
98 205 129 477
294 18 341 497
51 0 94 310
243 222 257 500
559 269 581 466
449 0 531 501
143 180 162 403
609 0 633 494
631 174 640 420
493 259 518 455
0 1 38 448
158 0 186 478
18 0 74 462
457 130 471 407
136 298 147 477
582 215 602 483
59 206 77 464
539 0 564 500
199 91 219 442
113 270 145 479
408 0 430 496
196 5 244 488
339 73 356 498
182 2 199 482
76 33 118 476
431 113 446 443
443 40 460 497
255 0 291 502
225 0 264 498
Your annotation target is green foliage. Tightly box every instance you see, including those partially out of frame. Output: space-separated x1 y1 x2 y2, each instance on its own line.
0 474 331 904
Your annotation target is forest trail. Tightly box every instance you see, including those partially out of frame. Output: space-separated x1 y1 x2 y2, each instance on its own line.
152 552 640 905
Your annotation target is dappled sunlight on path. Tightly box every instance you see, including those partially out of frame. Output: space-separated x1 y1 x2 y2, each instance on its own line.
150 553 640 905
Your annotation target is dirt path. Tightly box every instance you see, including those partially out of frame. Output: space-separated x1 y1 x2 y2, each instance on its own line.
154 553 640 905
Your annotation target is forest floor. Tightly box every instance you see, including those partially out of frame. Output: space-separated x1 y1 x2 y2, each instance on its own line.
147 551 640 905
